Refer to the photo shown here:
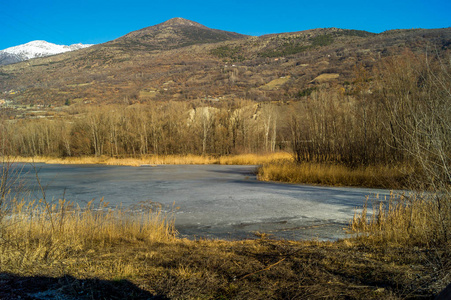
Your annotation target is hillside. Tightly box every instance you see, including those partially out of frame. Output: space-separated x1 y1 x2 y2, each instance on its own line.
0 19 450 108
105 17 247 51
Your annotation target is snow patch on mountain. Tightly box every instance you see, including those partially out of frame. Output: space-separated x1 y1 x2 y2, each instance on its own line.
0 40 94 65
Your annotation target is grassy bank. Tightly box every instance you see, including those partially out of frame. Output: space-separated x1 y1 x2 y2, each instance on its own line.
8 152 293 167
0 194 449 299
9 153 413 189
258 160 414 189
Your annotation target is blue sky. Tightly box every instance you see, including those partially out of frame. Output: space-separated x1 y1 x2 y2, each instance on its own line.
1 0 450 49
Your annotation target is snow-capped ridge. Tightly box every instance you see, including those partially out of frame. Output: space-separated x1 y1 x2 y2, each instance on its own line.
0 40 94 65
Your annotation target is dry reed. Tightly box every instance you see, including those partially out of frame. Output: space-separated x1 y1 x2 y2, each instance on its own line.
8 152 292 167
218 152 292 165
348 191 451 248
258 161 411 188
0 197 176 273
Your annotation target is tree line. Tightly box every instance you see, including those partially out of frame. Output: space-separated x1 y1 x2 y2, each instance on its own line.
1 52 449 180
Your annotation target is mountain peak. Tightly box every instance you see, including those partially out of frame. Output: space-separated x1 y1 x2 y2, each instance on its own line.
159 18 207 28
111 18 246 51
0 40 94 65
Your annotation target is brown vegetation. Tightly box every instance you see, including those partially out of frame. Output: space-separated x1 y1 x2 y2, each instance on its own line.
9 152 292 166
1 24 449 107
258 161 411 189
0 192 449 299
349 192 450 248
0 21 450 299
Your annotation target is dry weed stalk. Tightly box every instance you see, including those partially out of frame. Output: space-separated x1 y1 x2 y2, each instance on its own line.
349 191 450 247
0 196 176 273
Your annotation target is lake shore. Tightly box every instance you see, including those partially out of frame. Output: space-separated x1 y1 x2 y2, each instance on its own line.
7 153 411 189
5 163 391 241
6 152 292 166
1 195 448 299
1 158 448 298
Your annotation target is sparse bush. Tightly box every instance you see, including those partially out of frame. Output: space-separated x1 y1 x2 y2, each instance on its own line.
311 34 333 47
210 45 245 61
296 87 316 97
258 44 310 58
336 29 376 38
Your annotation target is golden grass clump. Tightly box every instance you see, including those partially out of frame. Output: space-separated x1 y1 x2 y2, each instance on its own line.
143 154 219 165
0 197 176 273
8 152 293 167
349 191 451 248
258 160 411 188
218 152 292 165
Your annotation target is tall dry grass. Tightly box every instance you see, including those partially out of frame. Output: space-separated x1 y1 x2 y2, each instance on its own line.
258 161 412 188
9 152 293 167
349 192 451 248
0 197 176 273
218 152 292 165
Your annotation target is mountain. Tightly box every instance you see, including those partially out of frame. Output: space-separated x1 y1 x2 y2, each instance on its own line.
104 17 247 50
0 40 94 65
0 19 450 108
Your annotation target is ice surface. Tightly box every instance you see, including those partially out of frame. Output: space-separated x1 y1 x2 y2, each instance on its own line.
12 164 392 241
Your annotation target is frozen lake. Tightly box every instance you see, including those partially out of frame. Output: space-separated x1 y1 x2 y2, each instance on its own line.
10 163 391 241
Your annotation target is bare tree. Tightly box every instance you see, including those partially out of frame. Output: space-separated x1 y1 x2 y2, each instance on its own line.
376 51 451 242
